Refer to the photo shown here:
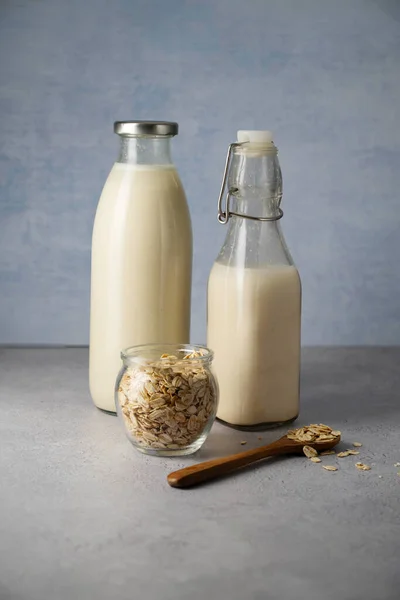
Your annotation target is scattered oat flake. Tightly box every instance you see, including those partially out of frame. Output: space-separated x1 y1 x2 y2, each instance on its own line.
240 441 247 445
303 445 318 458
337 451 350 458
323 465 338 471
321 450 336 456
355 462 371 471
394 462 400 467
347 450 360 455
352 442 362 447
310 457 322 463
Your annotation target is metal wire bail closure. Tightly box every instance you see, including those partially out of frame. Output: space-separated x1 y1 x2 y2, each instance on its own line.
217 142 284 224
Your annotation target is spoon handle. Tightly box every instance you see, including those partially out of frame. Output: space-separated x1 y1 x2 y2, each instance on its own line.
167 436 291 488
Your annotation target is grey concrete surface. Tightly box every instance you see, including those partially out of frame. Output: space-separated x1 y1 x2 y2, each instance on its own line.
0 347 399 600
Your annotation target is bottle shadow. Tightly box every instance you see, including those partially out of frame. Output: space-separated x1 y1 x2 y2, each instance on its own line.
195 421 288 460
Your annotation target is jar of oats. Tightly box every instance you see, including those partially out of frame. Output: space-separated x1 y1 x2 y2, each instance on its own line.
115 344 219 456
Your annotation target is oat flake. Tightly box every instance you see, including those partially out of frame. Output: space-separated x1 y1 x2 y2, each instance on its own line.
355 462 371 471
303 445 318 458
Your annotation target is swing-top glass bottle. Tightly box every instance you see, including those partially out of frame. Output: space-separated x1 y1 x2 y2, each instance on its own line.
207 130 301 430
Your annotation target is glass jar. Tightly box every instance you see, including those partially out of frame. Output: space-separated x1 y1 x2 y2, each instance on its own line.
90 121 192 413
115 344 219 456
207 130 301 430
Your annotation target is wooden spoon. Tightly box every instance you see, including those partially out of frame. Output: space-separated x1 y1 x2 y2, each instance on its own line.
167 434 341 488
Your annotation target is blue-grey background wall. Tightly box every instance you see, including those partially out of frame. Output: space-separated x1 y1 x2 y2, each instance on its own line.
0 0 399 346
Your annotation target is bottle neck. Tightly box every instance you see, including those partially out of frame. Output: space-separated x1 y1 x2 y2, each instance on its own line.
228 147 282 219
216 145 293 268
117 136 173 166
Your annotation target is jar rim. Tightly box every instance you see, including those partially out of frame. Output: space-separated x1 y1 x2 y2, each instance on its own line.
120 343 214 365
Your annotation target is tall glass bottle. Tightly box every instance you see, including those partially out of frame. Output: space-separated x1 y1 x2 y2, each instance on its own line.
90 121 192 413
207 130 301 429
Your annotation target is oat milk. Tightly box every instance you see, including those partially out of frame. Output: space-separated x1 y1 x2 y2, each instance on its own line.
207 262 301 427
90 163 192 412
